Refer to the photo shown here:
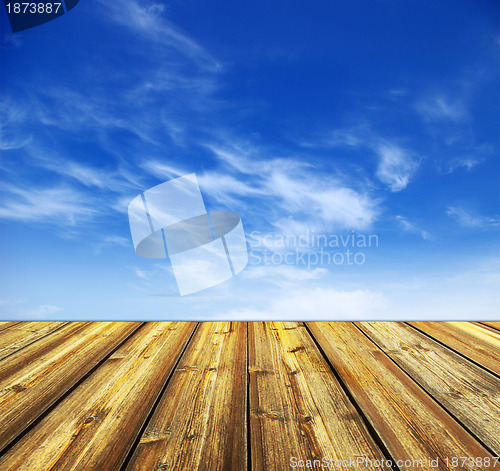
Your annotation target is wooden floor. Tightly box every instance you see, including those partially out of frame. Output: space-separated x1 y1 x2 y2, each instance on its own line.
0 321 499 470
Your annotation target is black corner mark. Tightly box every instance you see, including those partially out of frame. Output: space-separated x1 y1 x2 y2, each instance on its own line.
3 0 80 33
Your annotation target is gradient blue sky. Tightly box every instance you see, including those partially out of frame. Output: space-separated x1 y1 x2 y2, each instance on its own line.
1 0 499 320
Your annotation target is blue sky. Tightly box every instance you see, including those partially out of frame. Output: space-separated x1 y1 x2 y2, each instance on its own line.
1 0 499 320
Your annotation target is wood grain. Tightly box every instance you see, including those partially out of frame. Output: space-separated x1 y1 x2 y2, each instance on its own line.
0 321 68 361
0 323 21 333
0 322 196 471
126 322 247 471
249 322 389 471
1 321 497 470
480 322 500 332
307 322 495 471
356 321 500 454
409 321 500 376
0 321 141 451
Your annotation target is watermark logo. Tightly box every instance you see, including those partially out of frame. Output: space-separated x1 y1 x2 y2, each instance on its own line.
248 230 379 269
3 0 80 33
128 174 248 296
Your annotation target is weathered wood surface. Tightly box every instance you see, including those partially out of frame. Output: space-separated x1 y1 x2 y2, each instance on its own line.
126 322 247 471
0 322 141 450
356 322 500 455
0 322 21 333
0 321 498 471
0 321 67 361
480 322 500 333
307 322 495 471
249 322 390 471
0 322 196 471
409 321 500 376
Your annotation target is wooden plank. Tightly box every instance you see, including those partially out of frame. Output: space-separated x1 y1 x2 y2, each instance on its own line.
0 321 141 450
356 322 500 454
0 322 68 361
125 322 247 471
0 322 196 471
409 321 500 376
307 322 494 471
0 322 21 333
248 322 389 471
481 322 500 332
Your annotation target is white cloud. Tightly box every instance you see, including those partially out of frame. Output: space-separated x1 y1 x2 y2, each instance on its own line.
134 267 149 280
324 128 366 148
32 89 159 144
20 304 62 319
416 95 467 122
224 288 388 320
0 185 99 225
0 297 25 307
202 140 380 232
395 215 432 240
0 99 31 151
442 145 492 174
268 171 378 230
93 235 131 254
140 161 186 180
0 134 32 151
446 206 500 228
139 162 264 207
305 127 421 192
375 142 420 192
242 265 328 288
446 157 481 172
28 150 141 192
216 257 500 321
96 0 219 71
103 235 130 247
388 88 408 97
202 142 270 175
198 172 265 205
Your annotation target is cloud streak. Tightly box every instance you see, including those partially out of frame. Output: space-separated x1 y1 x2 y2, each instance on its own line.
0 185 99 225
395 215 432 240
415 95 467 123
96 0 220 71
446 206 500 228
197 139 380 232
375 142 420 192
309 127 421 192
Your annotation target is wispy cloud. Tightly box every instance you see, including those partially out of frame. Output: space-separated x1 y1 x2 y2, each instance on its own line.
134 267 149 280
96 0 219 71
20 304 62 319
224 288 387 320
375 142 420 192
0 99 31 151
28 149 141 192
140 161 188 181
32 89 160 145
199 139 380 232
242 265 328 288
445 157 482 172
415 95 467 123
439 144 493 174
388 88 408 97
93 235 131 254
395 215 432 240
306 126 421 192
446 206 500 228
0 185 99 225
0 132 31 151
198 172 265 205
266 171 379 230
